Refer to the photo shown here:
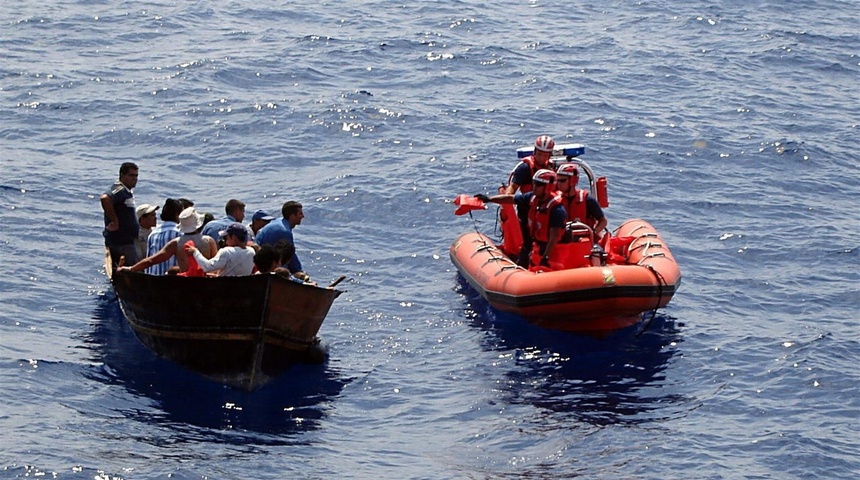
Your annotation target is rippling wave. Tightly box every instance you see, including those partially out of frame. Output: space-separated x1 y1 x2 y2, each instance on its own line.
1 0 858 478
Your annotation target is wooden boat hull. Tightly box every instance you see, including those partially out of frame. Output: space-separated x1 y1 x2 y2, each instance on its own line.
450 219 681 333
110 270 342 390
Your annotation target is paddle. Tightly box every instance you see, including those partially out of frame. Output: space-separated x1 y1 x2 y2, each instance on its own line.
453 194 487 215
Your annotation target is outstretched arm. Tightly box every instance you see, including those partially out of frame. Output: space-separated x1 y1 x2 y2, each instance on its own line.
475 193 515 205
125 239 178 272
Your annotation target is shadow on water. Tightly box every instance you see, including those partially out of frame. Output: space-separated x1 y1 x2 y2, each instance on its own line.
84 291 350 441
455 275 689 426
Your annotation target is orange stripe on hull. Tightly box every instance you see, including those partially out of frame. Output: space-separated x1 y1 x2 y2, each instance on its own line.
450 219 681 333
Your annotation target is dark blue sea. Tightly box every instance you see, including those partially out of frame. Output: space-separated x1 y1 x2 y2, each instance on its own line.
1 1 858 478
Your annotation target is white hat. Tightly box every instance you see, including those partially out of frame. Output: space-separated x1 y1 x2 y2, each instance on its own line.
136 203 159 221
178 207 205 234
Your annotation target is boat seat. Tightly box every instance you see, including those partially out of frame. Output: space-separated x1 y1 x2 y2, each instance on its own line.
551 238 592 269
550 222 593 269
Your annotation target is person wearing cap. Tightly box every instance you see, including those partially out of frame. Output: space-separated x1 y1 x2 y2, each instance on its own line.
185 222 255 277
556 163 608 242
475 168 567 268
121 207 217 275
101 162 140 269
202 199 255 245
255 200 310 281
134 203 159 260
249 209 275 236
143 198 183 275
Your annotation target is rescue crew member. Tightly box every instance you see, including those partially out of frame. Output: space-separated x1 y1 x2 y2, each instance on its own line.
499 135 557 260
504 135 556 194
476 169 567 268
556 163 608 241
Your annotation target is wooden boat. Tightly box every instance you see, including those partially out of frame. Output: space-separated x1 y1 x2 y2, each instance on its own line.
451 144 681 334
107 257 343 391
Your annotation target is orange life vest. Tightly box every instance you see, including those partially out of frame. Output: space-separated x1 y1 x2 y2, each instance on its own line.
563 189 595 229
527 191 563 243
508 156 538 193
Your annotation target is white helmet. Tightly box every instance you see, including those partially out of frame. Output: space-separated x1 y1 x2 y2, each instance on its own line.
534 135 555 153
532 168 557 185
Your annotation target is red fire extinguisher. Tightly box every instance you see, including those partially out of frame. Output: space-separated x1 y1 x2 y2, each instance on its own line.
596 177 609 208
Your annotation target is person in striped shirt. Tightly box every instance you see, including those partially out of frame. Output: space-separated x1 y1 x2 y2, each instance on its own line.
144 198 183 275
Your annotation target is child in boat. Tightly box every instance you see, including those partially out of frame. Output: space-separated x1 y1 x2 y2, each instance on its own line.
253 245 281 274
252 242 307 284
273 239 316 285
185 222 255 276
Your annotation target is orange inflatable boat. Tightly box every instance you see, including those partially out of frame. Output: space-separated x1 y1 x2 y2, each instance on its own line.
451 144 680 333
450 219 681 333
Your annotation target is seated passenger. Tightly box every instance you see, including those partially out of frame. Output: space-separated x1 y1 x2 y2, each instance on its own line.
202 199 255 245
144 198 183 275
174 207 218 271
121 207 216 275
273 240 314 284
185 222 255 277
253 245 281 274
134 203 159 260
250 209 275 236
178 198 195 210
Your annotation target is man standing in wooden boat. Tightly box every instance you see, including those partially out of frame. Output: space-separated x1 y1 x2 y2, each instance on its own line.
477 169 567 269
101 162 141 270
556 163 608 242
255 200 311 282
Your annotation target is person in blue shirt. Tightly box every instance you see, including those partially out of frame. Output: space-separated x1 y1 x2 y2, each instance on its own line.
202 198 254 245
101 162 140 270
255 200 310 282
144 198 183 275
249 209 275 236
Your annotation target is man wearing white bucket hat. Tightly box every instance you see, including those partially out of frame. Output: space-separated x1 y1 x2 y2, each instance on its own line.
175 207 217 272
120 207 216 275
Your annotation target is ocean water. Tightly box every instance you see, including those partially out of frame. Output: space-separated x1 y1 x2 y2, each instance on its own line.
1 1 858 478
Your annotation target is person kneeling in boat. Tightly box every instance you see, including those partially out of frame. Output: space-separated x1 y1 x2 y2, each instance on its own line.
476 168 567 269
185 222 255 277
556 163 608 242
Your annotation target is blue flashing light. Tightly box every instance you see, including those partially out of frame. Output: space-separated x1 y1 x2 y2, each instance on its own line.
517 143 586 159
